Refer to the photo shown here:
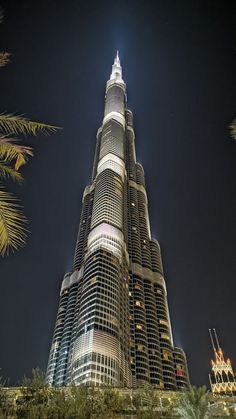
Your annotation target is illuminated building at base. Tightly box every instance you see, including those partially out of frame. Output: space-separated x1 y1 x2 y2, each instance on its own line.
209 328 236 395
46 53 189 389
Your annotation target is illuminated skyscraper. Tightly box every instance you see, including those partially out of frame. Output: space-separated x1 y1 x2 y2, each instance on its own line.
46 53 189 389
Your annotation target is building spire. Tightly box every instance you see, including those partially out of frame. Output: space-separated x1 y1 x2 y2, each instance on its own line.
115 50 120 66
109 51 124 84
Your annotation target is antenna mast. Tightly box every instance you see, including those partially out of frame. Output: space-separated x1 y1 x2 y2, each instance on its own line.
209 328 236 396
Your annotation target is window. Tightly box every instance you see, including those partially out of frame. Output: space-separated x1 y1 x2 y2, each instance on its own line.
163 350 170 360
135 300 144 308
159 319 168 326
161 333 170 341
90 277 97 284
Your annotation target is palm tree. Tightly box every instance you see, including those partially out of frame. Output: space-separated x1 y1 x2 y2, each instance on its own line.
230 119 236 140
0 52 10 68
175 386 211 419
0 10 60 257
0 117 59 260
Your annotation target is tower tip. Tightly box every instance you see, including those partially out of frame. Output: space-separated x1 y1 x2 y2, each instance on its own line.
114 51 120 66
109 51 123 83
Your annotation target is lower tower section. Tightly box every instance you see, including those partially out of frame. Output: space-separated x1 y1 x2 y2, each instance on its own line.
70 245 131 386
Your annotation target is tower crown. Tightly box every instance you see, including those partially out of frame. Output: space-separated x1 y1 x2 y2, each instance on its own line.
110 51 124 83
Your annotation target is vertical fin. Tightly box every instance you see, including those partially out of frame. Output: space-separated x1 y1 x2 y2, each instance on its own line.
209 328 216 351
213 328 220 350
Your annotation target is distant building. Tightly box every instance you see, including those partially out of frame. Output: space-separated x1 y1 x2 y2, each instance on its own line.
46 53 189 389
209 328 236 395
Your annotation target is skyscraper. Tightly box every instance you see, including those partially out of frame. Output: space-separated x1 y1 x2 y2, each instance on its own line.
46 53 189 390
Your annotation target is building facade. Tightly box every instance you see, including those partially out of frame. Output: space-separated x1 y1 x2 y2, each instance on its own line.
46 53 189 390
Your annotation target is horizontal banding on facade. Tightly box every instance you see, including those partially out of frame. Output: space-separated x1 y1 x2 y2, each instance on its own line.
87 222 128 263
97 153 126 180
60 269 82 295
103 112 125 128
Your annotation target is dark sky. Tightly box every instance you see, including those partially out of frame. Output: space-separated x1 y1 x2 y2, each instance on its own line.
0 0 235 387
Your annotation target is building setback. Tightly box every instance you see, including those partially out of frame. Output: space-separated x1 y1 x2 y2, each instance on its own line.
46 53 189 390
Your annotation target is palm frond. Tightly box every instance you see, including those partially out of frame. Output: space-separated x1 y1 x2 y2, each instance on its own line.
0 161 23 183
229 119 236 140
0 113 61 136
0 188 27 256
175 386 210 419
0 52 10 68
0 136 33 169
0 8 4 24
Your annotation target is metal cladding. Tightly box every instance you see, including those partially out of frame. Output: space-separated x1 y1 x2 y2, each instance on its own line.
46 54 189 390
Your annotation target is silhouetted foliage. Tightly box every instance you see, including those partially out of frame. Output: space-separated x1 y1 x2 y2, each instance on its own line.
230 119 236 141
0 371 235 418
175 385 210 418
0 9 60 257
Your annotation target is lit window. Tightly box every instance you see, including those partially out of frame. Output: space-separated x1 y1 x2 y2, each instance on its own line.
131 202 135 207
163 350 170 360
136 324 143 330
90 277 97 284
176 370 185 376
135 300 144 308
53 341 59 348
159 319 168 326
161 333 170 340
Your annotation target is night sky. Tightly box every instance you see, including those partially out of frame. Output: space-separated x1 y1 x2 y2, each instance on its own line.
0 0 235 387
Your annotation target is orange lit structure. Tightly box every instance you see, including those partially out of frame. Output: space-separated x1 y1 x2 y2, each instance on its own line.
209 328 236 396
